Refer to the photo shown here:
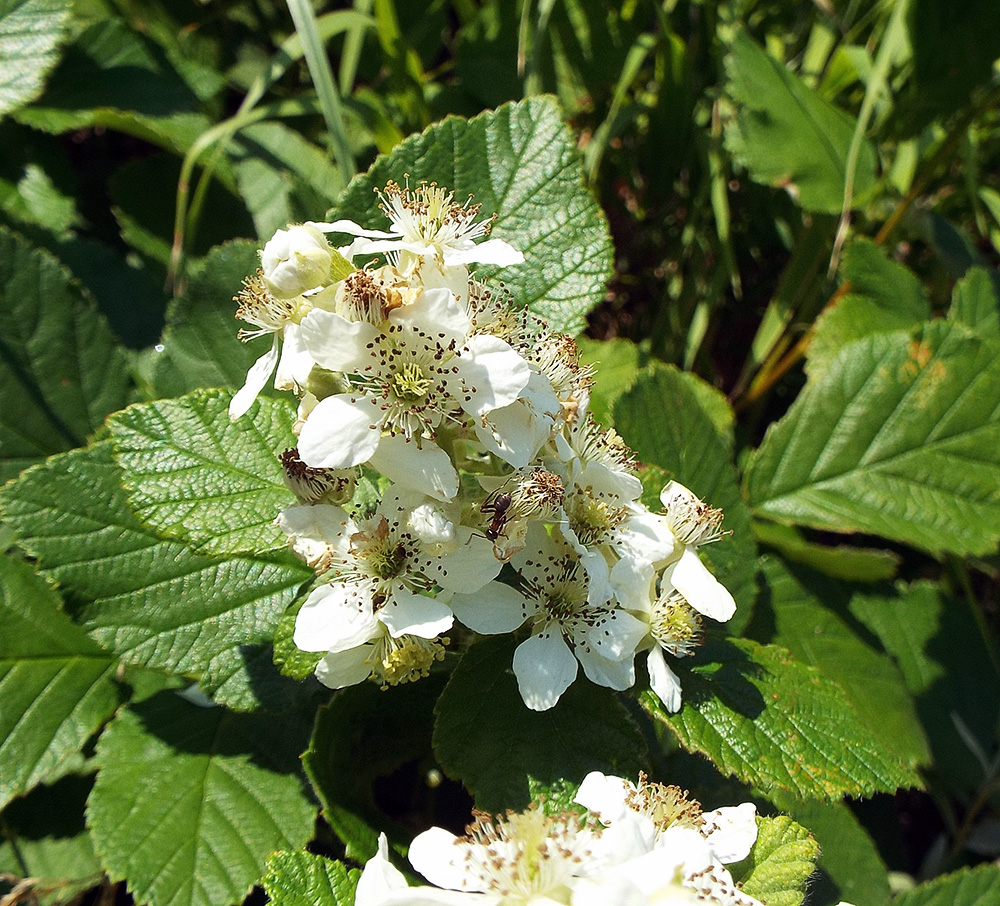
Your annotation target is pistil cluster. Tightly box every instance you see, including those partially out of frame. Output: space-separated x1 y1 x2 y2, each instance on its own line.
231 181 737 711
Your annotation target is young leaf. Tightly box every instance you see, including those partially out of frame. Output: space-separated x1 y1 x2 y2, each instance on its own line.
0 0 71 116
756 557 929 772
729 815 818 906
746 320 1000 557
890 864 1000 906
0 556 121 809
263 852 359 906
88 691 316 906
330 96 613 336
0 227 132 483
612 364 756 628
724 31 877 213
433 635 647 814
642 637 921 800
110 389 297 557
0 443 311 711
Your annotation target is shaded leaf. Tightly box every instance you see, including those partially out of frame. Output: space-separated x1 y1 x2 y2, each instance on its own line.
891 864 1000 906
434 636 647 813
949 266 1000 341
753 521 900 582
0 0 71 116
88 691 316 906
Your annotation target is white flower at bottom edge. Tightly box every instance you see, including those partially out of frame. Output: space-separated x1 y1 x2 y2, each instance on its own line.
450 524 646 711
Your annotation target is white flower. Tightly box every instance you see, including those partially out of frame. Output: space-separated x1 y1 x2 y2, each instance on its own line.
451 524 646 710
261 224 334 298
310 181 524 276
295 286 531 499
228 273 315 419
284 490 501 689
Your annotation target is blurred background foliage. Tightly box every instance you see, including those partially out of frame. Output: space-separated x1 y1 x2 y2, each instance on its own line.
2 0 1000 903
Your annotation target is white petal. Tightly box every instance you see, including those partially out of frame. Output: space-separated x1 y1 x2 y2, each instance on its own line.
668 548 736 623
408 827 487 892
273 322 314 390
275 503 353 567
588 608 647 660
576 461 643 504
298 394 383 468
314 645 374 689
390 287 470 344
447 335 530 415
578 647 636 691
300 309 379 372
294 583 377 653
308 219 395 240
609 556 656 613
229 337 279 419
423 529 502 593
450 581 531 634
701 803 758 863
381 588 453 639
369 433 459 500
512 633 578 711
647 648 683 713
356 834 409 906
443 237 524 267
575 772 634 823
613 509 677 567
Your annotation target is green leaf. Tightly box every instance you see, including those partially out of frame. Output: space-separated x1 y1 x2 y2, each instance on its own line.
755 557 929 772
574 337 646 427
302 679 444 862
0 226 132 483
729 815 818 906
151 241 263 399
273 599 323 681
0 555 121 809
769 795 890 906
753 521 900 582
891 864 1000 906
88 691 316 906
642 637 921 800
809 239 930 381
0 0 71 116
263 852 359 906
0 774 102 902
850 582 1000 797
949 266 1000 340
0 443 311 711
110 389 297 557
745 320 1000 557
724 31 877 213
612 364 756 628
330 96 613 336
433 636 647 813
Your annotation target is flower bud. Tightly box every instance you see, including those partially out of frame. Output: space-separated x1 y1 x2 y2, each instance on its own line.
261 225 333 298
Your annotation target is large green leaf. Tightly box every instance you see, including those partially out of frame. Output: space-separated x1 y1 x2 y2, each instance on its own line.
0 0 71 116
612 364 756 628
110 389 297 557
891 865 1000 906
0 227 132 483
0 555 121 809
745 320 1000 557
643 637 921 800
263 852 359 906
756 557 929 771
151 241 263 399
724 30 877 213
729 816 818 906
433 636 647 813
0 443 311 711
88 691 316 906
330 96 613 336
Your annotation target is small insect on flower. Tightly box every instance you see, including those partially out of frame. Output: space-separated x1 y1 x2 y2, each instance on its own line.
481 488 513 542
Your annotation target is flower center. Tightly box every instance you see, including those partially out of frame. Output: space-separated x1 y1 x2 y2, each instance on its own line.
390 361 432 402
369 633 448 689
650 589 703 657
564 487 625 546
624 772 705 832
351 518 409 580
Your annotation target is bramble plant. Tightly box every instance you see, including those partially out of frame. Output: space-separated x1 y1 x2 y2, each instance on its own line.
2 3 1000 906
